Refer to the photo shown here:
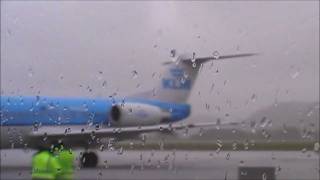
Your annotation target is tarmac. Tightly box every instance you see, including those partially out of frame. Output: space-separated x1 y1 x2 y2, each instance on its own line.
1 149 319 180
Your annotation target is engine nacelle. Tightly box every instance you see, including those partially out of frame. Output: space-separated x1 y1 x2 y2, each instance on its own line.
109 103 170 126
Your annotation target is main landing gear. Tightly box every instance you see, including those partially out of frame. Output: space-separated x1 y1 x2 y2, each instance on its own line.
80 151 98 168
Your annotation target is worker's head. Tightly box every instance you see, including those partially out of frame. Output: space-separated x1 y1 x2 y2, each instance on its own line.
51 142 64 155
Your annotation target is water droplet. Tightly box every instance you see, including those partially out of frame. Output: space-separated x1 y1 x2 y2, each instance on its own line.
64 128 71 135
90 131 96 140
226 153 230 160
306 109 313 117
99 144 105 151
192 62 196 68
102 80 107 88
33 122 39 131
141 134 146 145
183 127 189 136
103 160 108 169
170 49 176 58
199 128 204 136
282 124 288 134
210 83 215 92
43 132 48 142
129 141 134 149
132 70 138 79
130 164 135 174
301 148 307 153
86 86 92 92
205 103 210 111
251 94 257 102
159 140 164 150
216 138 223 150
262 172 267 180
95 124 100 130
275 165 282 175
240 171 247 176
232 141 238 150
314 142 319 152
216 118 221 130
28 68 34 77
152 88 156 96
260 117 268 128
290 70 300 79
7 28 13 36
191 52 196 63
212 51 220 59
243 139 249 150
117 146 123 155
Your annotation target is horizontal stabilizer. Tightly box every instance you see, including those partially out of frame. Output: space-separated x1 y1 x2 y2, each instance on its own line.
193 53 259 64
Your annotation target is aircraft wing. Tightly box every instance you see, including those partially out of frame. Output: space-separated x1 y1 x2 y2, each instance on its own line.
30 121 239 139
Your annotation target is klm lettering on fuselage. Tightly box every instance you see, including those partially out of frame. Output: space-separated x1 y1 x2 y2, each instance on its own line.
162 68 191 90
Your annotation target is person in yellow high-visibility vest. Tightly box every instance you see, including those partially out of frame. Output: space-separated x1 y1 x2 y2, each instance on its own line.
32 150 62 180
55 147 75 180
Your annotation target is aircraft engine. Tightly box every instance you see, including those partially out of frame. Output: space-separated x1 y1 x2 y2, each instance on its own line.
109 103 170 126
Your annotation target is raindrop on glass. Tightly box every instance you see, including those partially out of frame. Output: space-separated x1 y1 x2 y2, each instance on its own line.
102 80 107 88
199 128 204 136
28 68 34 77
212 51 220 59
131 70 138 79
104 160 108 169
226 153 230 160
251 94 257 102
262 172 267 180
99 144 105 151
170 49 176 58
290 70 300 79
117 146 124 155
43 132 48 142
216 118 221 130
314 142 319 152
191 52 196 63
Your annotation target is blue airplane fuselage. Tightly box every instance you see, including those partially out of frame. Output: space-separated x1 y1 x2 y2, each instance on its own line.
0 96 190 126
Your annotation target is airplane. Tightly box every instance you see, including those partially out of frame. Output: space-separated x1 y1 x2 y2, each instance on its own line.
0 52 257 167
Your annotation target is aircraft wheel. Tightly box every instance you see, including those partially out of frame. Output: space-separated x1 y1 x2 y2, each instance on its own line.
80 152 98 168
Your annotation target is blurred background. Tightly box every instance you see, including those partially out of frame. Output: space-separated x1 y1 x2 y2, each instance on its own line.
1 1 319 180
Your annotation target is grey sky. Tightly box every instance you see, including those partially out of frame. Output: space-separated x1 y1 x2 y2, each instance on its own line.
1 1 319 122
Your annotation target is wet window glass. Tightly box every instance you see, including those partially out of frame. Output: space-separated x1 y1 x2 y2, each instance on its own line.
1 1 319 180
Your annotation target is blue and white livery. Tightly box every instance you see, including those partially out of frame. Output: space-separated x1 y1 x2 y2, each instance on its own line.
0 52 257 167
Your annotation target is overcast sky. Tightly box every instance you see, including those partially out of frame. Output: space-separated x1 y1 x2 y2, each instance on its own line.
1 1 319 122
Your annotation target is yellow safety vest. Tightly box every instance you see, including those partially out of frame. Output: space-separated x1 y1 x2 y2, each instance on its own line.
56 149 75 180
32 151 62 180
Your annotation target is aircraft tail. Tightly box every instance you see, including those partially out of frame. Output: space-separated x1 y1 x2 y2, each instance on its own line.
131 52 258 103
